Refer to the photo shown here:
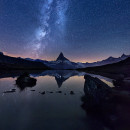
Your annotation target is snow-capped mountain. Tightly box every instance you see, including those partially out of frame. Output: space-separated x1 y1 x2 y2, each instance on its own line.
45 52 81 69
24 52 130 69
84 54 130 67
56 52 69 62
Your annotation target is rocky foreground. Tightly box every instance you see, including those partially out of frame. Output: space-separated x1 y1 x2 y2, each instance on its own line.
82 75 130 130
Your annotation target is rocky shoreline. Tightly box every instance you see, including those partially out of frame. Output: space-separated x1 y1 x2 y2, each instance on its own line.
81 75 130 129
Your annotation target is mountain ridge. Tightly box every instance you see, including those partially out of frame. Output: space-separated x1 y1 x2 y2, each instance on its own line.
0 52 129 70
0 52 49 70
79 57 130 78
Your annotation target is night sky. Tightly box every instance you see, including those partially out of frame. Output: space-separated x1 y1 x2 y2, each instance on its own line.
0 0 130 62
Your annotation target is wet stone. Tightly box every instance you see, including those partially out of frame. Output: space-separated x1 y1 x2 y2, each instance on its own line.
31 90 35 91
40 91 46 95
11 89 16 91
56 91 62 93
3 90 16 93
70 91 74 95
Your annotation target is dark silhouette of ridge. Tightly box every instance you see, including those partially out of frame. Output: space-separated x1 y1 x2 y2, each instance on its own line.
0 52 49 70
80 57 130 77
0 51 129 70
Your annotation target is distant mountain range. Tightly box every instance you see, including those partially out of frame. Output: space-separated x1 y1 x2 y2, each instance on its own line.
25 52 84 69
80 57 130 78
0 51 129 70
25 52 130 69
84 53 130 67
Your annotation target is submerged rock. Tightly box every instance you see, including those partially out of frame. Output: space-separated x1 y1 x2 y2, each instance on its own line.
4 90 16 93
11 89 16 91
31 90 35 91
56 91 62 93
40 91 46 95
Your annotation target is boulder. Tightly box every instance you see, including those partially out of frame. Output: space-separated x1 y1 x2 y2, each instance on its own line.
16 73 37 90
83 75 111 107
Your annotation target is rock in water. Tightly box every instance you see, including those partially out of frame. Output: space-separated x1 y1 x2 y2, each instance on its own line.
56 91 62 93
83 75 111 107
16 73 37 90
70 91 75 95
40 91 45 95
81 75 130 129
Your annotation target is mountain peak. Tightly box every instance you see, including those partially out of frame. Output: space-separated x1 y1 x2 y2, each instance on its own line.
59 52 64 57
56 52 69 61
121 53 126 57
107 56 114 60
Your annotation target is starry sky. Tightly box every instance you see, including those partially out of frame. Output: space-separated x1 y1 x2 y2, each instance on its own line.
0 0 130 62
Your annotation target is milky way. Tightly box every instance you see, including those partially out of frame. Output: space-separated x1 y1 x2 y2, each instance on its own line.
0 0 130 62
29 0 69 58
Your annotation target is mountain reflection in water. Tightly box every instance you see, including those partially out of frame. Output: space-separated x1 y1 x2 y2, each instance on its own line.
0 70 114 88
0 70 129 130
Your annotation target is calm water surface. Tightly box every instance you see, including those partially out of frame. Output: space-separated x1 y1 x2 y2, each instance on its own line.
0 70 115 130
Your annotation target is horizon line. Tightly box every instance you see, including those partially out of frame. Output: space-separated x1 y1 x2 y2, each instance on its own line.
1 51 129 64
